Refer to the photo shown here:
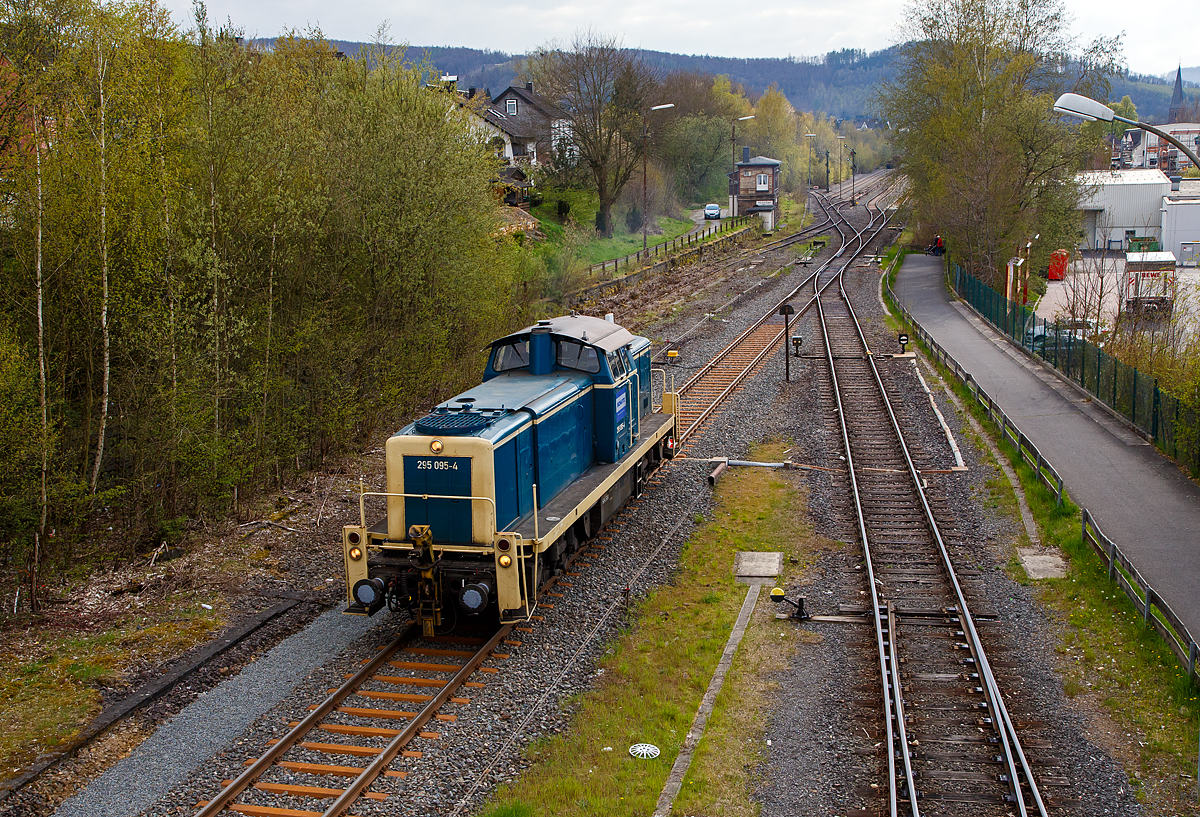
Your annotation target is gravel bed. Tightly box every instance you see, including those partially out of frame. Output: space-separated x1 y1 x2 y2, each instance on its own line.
49 609 388 817
45 211 1138 817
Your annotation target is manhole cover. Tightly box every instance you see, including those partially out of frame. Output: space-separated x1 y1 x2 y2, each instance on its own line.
629 743 660 759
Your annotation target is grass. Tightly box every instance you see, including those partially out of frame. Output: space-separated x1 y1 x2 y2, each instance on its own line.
477 441 835 817
576 217 696 266
0 591 226 775
911 328 1200 815
776 195 809 233
530 189 700 265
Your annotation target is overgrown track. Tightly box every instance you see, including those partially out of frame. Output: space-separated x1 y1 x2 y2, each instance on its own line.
812 200 1055 816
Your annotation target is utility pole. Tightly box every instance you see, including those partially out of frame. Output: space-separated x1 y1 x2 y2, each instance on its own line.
825 151 830 191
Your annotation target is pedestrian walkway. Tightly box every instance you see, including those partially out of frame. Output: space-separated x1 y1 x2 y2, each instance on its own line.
894 254 1200 639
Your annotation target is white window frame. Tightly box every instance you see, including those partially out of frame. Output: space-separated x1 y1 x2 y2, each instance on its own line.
756 173 769 192
506 99 517 115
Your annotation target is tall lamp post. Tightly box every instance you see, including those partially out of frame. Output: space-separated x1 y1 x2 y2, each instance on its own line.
1054 92 1200 170
837 135 846 197
804 132 816 196
643 102 675 252
732 114 754 168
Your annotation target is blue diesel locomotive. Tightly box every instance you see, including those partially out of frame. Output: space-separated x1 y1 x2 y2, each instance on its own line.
342 315 677 634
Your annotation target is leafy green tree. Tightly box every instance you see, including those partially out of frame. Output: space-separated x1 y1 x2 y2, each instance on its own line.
524 32 660 237
878 0 1119 283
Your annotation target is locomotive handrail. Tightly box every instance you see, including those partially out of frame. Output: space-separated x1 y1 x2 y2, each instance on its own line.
356 491 498 541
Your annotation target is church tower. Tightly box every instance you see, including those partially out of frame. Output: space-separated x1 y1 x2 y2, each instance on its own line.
1168 66 1184 124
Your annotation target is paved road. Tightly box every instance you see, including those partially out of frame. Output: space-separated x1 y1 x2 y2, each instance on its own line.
894 254 1200 639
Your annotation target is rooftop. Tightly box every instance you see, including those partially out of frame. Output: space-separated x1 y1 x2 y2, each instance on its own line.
1077 169 1172 186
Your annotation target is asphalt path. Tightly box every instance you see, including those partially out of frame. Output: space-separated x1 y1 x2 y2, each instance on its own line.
894 253 1200 640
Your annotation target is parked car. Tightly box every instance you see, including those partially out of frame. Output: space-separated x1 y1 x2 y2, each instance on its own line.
1024 318 1100 354
703 203 721 220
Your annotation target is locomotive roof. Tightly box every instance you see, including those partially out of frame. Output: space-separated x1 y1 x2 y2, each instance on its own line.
492 315 637 353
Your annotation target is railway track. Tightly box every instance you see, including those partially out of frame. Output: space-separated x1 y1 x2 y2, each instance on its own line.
811 201 1055 815
649 169 896 368
669 175 899 448
193 625 515 817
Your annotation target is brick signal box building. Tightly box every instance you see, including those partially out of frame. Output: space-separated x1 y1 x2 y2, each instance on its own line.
729 147 782 231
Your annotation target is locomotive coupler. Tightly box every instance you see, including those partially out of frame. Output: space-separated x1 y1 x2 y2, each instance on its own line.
407 525 444 636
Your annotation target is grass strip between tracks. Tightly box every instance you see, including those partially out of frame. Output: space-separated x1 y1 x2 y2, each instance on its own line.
477 441 836 817
892 295 1200 816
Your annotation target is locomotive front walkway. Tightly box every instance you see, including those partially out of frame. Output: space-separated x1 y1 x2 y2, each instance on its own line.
894 253 1200 640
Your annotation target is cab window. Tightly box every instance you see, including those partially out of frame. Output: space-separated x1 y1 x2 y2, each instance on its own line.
607 351 627 378
620 348 634 372
557 340 600 373
492 341 529 372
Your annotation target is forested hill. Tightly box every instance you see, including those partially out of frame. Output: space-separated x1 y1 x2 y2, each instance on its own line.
257 40 1199 123
265 40 901 120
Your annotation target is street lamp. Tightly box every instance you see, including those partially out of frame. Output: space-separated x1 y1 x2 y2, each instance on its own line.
732 114 754 169
1053 92 1200 170
804 133 816 194
837 135 846 197
643 102 675 252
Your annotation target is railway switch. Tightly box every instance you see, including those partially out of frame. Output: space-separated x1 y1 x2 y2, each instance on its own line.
769 587 809 620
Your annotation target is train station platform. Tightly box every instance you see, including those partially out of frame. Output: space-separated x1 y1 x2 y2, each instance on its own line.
893 253 1200 640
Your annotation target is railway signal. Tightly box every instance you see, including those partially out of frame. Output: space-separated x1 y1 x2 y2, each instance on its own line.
779 304 795 381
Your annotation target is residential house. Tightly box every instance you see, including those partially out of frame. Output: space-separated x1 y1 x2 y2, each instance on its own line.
486 84 572 166
1123 123 1200 174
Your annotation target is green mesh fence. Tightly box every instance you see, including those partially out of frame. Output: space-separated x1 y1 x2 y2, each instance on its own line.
951 264 1200 477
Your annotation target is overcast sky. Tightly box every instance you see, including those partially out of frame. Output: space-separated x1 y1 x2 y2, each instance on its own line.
161 0 1187 79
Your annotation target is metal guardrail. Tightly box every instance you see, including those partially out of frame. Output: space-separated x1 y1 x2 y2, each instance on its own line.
1082 509 1199 684
883 276 1199 690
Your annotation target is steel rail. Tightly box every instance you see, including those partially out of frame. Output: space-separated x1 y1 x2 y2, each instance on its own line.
815 288 902 816
323 624 514 817
829 235 1048 815
886 603 920 810
192 624 420 817
652 196 839 366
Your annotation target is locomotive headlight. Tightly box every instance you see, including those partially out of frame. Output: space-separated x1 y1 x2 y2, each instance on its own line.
430 439 444 453
498 554 512 568
348 546 363 561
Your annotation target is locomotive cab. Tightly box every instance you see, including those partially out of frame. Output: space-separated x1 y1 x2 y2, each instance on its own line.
343 315 675 635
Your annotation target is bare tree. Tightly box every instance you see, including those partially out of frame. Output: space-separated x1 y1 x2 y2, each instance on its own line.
524 31 659 237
